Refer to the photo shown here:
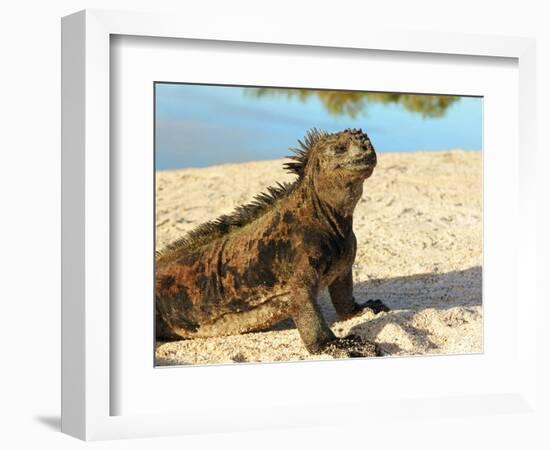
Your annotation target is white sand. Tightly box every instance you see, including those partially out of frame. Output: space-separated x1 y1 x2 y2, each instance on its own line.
155 150 482 365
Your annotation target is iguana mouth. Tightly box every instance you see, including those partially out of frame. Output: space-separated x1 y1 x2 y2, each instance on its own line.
351 153 377 170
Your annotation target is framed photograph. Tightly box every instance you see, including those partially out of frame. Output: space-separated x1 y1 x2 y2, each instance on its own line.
152 82 482 366
61 9 537 440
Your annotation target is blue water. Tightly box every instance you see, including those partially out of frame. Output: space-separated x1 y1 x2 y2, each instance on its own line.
155 83 482 170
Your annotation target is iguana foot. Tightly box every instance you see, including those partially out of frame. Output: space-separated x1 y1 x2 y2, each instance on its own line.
345 299 389 318
320 334 381 358
361 299 390 314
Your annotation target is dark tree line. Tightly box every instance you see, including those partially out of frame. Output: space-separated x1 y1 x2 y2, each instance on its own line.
250 88 459 118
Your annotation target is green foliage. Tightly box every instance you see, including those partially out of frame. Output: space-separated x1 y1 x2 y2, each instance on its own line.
250 88 459 118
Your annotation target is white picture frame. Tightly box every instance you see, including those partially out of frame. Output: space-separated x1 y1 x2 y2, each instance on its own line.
61 9 537 441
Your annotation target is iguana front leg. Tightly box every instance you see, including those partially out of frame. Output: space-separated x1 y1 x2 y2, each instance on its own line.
290 282 335 353
290 281 378 358
328 270 389 319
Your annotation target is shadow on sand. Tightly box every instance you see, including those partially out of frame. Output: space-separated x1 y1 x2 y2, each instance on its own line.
273 265 482 330
344 265 481 354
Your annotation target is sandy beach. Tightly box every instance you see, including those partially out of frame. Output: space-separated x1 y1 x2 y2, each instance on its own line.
155 150 482 365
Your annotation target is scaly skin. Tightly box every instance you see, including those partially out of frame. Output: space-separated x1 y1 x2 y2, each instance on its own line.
155 128 388 357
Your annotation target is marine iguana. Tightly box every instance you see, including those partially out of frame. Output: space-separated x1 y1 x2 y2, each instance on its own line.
155 128 389 358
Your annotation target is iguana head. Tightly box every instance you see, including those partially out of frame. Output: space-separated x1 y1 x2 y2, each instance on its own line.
313 128 377 176
285 128 377 216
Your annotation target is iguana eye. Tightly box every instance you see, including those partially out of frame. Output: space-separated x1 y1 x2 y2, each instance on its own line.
334 144 347 154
